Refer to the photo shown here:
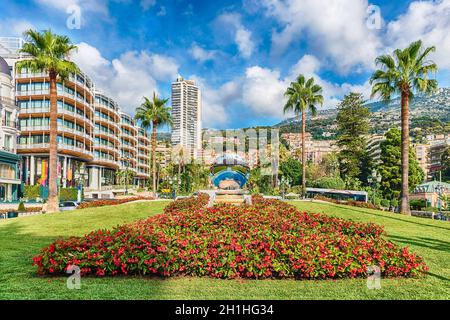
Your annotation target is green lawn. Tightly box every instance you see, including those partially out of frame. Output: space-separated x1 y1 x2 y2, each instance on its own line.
0 200 449 300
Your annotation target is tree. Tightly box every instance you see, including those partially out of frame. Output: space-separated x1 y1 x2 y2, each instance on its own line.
135 92 172 196
378 128 424 201
370 40 438 215
16 30 79 213
442 147 450 182
115 169 136 187
335 93 370 189
279 157 302 186
284 75 323 198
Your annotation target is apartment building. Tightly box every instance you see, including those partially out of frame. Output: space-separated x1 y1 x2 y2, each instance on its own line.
171 76 202 159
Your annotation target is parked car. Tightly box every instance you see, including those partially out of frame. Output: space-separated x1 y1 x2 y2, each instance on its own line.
59 201 79 211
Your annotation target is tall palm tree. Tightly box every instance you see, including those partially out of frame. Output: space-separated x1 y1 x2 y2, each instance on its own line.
17 30 79 213
135 92 172 195
284 75 323 199
370 40 438 215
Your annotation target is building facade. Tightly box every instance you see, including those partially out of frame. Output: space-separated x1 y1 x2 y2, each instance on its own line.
0 38 152 194
15 66 95 188
171 76 202 159
0 57 21 202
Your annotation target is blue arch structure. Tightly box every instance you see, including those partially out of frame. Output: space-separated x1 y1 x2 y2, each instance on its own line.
211 168 248 188
210 154 250 189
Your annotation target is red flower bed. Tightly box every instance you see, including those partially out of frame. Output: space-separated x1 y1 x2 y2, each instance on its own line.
77 196 154 209
33 194 427 279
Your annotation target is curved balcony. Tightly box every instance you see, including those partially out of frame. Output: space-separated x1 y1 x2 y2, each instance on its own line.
120 143 137 154
90 157 119 169
94 116 120 132
120 132 137 144
16 71 94 99
94 104 120 122
18 107 94 129
17 142 93 160
16 90 94 116
93 142 120 156
94 128 120 145
19 124 93 144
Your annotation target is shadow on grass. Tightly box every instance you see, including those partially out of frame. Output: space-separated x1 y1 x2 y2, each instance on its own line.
315 202 450 232
388 235 450 253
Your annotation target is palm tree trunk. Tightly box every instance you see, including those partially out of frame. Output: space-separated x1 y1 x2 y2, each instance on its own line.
400 91 411 215
301 111 307 199
152 123 157 196
47 72 59 212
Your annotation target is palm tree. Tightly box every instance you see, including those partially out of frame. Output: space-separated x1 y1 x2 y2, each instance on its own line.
370 40 438 215
135 92 172 195
16 30 79 213
284 75 323 199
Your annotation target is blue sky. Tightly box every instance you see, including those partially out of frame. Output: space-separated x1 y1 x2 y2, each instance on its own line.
1 0 449 130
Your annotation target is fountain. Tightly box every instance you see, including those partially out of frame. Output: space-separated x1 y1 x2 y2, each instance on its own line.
210 154 251 205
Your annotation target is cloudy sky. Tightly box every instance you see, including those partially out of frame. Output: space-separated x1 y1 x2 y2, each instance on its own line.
1 0 449 129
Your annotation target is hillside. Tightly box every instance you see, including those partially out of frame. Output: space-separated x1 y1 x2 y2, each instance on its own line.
275 88 450 139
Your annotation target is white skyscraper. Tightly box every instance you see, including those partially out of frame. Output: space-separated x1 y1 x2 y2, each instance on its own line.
171 75 202 159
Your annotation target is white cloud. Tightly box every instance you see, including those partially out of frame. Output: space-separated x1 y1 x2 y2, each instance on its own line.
257 0 382 73
140 0 156 11
240 54 373 119
235 28 254 59
0 19 35 36
386 0 450 70
190 75 242 127
72 42 179 115
35 0 109 15
189 44 217 63
215 12 255 59
242 66 288 118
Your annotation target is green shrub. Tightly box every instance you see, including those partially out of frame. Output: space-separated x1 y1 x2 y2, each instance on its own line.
312 177 346 190
17 201 26 212
24 185 40 199
380 199 390 208
423 206 439 213
390 199 399 207
59 188 79 201
410 199 427 210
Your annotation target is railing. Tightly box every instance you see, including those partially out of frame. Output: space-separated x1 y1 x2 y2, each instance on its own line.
15 72 93 90
16 90 49 96
17 143 93 156
18 124 93 141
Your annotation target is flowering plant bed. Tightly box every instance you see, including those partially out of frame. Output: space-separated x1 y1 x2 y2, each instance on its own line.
33 194 427 279
76 196 154 209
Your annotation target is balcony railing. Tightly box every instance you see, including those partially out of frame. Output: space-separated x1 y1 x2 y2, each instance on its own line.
18 124 93 141
17 143 93 156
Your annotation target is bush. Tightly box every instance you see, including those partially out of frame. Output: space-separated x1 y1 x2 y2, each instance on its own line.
33 195 427 280
312 177 346 190
17 201 26 212
59 188 79 201
410 199 427 211
77 196 154 209
380 199 390 208
24 185 40 199
390 199 399 207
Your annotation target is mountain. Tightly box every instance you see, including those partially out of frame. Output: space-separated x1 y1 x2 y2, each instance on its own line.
274 88 450 139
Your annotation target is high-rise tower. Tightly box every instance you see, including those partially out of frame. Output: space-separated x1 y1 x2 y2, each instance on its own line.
170 76 202 159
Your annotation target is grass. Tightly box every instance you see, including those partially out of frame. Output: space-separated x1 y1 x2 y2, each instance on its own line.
0 199 449 300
